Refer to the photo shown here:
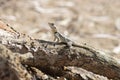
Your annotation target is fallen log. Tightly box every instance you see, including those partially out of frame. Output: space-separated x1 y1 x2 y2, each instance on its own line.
0 20 120 79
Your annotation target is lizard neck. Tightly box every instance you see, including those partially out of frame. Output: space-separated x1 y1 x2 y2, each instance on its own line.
53 29 59 35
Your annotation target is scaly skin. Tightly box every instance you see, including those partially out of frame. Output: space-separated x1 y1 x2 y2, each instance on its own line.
48 22 73 47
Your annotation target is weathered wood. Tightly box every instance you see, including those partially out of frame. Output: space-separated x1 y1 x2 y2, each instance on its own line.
0 44 32 80
22 40 120 79
0 20 120 79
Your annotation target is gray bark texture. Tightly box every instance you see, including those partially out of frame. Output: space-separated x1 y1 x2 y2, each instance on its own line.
0 21 119 80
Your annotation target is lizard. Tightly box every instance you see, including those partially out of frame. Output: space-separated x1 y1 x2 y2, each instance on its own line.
48 22 73 48
48 22 98 55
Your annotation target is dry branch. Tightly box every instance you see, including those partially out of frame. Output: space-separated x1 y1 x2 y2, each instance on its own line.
22 40 120 79
0 21 120 79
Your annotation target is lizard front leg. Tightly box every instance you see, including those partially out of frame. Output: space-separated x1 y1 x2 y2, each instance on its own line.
53 35 59 46
54 36 60 42
54 33 60 42
53 37 57 42
56 37 59 42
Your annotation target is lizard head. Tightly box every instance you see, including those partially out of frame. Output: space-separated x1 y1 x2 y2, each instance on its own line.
48 22 57 33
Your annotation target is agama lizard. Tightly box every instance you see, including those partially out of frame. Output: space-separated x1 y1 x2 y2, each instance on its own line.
48 22 97 55
48 22 73 48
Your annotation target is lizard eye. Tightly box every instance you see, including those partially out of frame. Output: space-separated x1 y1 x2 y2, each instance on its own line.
51 23 54 26
48 23 54 26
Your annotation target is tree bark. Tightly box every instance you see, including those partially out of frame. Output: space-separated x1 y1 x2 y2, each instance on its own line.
0 21 120 80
